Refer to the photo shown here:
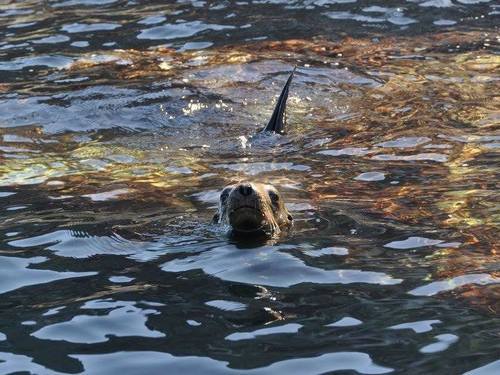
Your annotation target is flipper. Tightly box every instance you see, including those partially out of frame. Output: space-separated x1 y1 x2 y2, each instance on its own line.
261 67 296 134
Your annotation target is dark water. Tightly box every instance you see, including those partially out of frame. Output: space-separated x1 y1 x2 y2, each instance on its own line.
1 0 499 374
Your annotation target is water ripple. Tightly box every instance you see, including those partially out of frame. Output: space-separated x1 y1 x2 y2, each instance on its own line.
70 351 394 374
388 319 442 333
138 21 235 40
161 244 402 287
419 333 459 354
0 352 62 375
0 55 73 71
8 230 161 260
0 0 498 372
409 274 500 296
32 300 165 344
326 317 363 327
464 360 500 375
0 255 96 295
61 22 121 33
225 323 303 341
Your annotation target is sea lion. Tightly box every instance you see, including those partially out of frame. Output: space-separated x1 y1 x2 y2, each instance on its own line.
214 68 296 235
213 181 293 235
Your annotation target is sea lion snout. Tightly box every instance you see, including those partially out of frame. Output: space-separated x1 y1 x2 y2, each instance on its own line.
228 183 264 232
236 183 253 197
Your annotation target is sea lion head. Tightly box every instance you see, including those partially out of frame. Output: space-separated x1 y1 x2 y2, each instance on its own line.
213 181 292 236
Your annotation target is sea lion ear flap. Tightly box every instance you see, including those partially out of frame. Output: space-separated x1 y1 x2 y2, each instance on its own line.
212 212 220 224
262 67 296 134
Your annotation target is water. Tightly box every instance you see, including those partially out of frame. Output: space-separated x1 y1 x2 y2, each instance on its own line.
0 0 499 374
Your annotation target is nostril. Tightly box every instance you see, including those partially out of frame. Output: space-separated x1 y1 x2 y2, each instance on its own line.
238 183 253 196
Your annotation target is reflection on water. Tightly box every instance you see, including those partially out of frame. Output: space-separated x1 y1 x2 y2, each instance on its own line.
0 0 499 374
69 351 394 375
0 255 96 294
32 300 165 344
161 243 402 287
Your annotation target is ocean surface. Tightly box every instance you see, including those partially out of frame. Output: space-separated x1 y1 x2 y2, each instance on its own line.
0 0 499 374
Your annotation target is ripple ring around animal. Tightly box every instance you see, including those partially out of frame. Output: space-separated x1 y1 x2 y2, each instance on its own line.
213 68 296 237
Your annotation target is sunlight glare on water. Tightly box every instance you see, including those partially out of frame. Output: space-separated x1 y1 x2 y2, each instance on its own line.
0 0 499 374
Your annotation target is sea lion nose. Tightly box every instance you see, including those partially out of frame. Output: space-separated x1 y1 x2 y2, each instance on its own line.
238 183 253 197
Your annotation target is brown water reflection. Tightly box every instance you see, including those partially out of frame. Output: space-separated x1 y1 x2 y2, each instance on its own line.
1 29 499 374
2 30 499 295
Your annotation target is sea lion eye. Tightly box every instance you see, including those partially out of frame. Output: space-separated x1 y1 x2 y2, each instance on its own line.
268 190 280 203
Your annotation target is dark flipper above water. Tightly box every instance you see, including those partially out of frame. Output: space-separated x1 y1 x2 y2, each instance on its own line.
261 67 296 134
